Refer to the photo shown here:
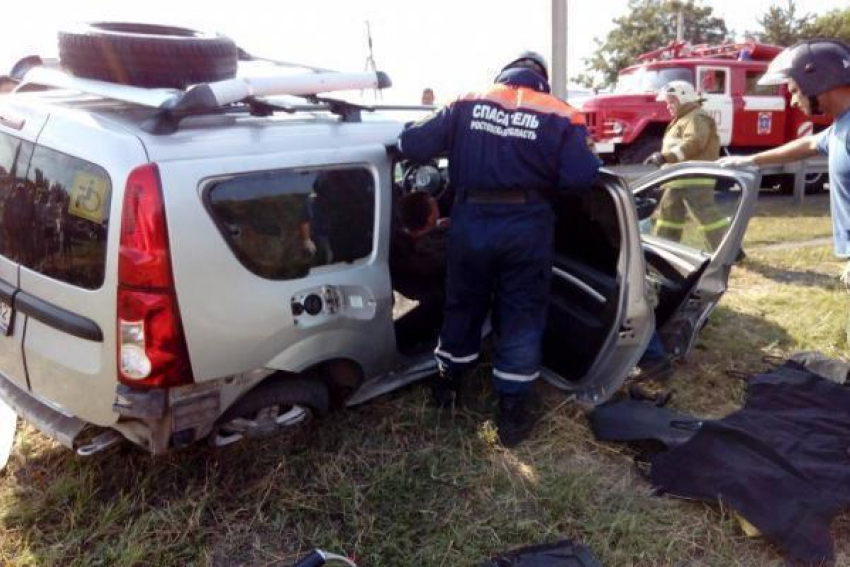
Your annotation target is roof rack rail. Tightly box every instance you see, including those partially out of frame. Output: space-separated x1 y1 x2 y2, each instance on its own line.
18 65 401 133
144 97 433 135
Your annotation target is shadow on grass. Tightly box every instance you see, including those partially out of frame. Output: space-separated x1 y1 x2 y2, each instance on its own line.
0 382 524 566
738 257 840 291
1 332 795 566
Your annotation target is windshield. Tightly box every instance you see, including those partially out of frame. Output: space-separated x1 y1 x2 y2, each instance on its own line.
615 67 694 94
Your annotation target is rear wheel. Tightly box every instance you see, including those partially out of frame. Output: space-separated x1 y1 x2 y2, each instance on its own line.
58 22 238 88
210 376 329 447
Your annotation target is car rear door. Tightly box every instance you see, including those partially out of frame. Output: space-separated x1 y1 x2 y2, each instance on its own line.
0 100 46 393
632 162 759 358
17 114 147 427
158 132 398 386
541 171 654 404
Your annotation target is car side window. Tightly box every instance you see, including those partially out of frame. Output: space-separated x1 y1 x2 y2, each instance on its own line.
21 146 112 289
638 174 742 254
207 166 375 280
745 71 780 96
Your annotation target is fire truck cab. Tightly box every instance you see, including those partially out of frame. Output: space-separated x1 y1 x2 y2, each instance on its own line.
582 41 833 166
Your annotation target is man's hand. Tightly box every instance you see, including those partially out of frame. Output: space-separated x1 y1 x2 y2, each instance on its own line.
301 238 317 257
717 155 755 168
643 152 665 167
385 142 402 160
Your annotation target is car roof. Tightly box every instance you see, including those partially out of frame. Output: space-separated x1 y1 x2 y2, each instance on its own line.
4 89 407 162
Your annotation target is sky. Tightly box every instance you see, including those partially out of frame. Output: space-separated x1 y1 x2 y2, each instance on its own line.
0 0 845 104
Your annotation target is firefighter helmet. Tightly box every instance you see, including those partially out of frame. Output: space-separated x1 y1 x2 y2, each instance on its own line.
758 39 850 97
502 51 549 81
656 80 701 105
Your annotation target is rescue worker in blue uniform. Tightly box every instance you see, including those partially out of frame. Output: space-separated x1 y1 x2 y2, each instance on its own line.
397 51 601 447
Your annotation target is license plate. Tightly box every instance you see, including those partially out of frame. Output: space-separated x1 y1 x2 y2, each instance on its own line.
0 299 13 336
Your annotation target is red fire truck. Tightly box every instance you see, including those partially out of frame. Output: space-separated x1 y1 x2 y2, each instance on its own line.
581 41 833 173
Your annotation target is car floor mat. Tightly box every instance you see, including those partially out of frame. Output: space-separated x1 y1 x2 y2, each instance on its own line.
587 398 703 449
477 539 601 567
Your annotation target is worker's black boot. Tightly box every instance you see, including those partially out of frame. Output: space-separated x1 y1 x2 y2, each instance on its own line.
497 392 536 448
429 368 464 409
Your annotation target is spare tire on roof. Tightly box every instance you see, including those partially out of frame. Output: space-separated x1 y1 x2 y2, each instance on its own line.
58 22 238 89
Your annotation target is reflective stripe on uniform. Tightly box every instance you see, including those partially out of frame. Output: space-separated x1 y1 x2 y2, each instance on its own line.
655 219 686 229
493 368 539 382
663 178 716 189
698 216 732 232
434 347 479 364
460 85 585 124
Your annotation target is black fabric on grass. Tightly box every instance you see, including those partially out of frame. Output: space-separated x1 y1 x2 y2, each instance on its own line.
650 361 850 565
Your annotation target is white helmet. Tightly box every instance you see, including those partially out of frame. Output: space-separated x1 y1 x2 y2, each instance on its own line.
656 80 700 105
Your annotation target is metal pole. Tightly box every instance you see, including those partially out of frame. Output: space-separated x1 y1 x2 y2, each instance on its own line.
551 0 567 100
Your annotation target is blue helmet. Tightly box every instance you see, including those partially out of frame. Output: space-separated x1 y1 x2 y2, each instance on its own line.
502 51 549 82
759 39 850 97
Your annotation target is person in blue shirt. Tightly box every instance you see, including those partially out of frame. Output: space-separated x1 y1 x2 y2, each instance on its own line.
397 51 601 447
720 40 850 261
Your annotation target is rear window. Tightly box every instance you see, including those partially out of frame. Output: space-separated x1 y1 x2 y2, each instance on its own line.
0 132 111 289
207 166 375 280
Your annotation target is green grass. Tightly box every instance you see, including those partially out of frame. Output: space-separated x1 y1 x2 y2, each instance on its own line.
1 194 848 566
743 192 833 247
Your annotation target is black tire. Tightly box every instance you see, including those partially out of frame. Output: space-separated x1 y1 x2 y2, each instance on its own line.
220 376 330 423
58 22 238 88
618 134 662 165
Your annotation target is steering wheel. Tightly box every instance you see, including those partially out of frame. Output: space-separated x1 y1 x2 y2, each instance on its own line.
402 162 446 198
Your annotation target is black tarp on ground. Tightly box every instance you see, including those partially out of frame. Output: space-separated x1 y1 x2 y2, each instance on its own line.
650 361 850 564
477 539 601 567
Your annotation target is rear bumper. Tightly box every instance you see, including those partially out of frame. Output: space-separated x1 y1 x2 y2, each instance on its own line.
0 372 86 449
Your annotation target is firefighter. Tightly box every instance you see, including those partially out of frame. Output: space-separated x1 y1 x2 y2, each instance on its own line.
397 51 601 447
646 81 730 251
719 40 850 273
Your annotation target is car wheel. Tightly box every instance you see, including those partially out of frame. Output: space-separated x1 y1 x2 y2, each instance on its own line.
58 22 238 88
210 376 329 447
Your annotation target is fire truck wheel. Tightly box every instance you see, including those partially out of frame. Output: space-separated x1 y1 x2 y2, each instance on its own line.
619 135 662 165
58 22 238 88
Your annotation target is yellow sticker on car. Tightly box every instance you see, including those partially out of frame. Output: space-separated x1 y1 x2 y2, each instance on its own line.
69 171 109 224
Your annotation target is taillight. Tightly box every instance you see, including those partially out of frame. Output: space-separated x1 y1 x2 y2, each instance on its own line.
117 164 193 388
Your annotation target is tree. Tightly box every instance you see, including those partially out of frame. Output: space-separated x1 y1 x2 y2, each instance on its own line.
802 9 850 43
577 0 728 89
755 0 811 46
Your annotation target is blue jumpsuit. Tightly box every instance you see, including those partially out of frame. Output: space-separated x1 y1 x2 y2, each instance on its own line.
399 68 601 394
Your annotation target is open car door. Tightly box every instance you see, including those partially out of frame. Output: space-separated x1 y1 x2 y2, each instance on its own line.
541 171 654 404
631 161 759 359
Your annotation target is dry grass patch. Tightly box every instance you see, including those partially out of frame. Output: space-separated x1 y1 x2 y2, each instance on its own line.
1 196 847 566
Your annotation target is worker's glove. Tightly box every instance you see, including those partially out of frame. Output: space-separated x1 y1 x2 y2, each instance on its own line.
385 142 403 160
643 152 665 167
301 238 317 257
717 155 755 168
840 260 850 292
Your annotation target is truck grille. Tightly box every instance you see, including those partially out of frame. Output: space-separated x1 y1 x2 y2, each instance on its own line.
583 111 598 136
